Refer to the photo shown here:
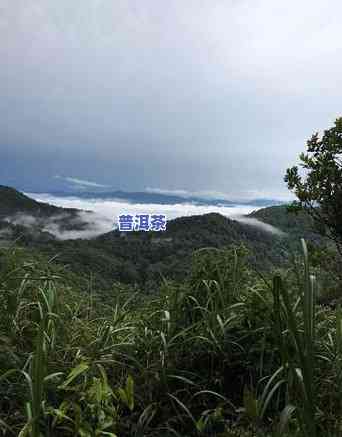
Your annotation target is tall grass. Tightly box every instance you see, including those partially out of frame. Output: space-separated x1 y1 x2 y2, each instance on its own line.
271 239 317 436
1 242 342 436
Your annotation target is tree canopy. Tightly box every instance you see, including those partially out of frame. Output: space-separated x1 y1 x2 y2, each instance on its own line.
285 117 342 253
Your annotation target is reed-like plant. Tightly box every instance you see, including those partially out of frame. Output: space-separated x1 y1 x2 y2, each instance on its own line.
272 239 317 436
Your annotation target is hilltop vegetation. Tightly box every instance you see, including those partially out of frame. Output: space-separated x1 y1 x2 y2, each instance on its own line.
0 185 81 219
1 236 342 436
0 186 322 291
1 184 342 435
0 185 94 235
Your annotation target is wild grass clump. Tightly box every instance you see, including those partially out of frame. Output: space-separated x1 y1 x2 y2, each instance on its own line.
0 242 342 436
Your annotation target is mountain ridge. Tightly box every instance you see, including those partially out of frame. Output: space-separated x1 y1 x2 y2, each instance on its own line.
0 185 317 290
28 188 286 207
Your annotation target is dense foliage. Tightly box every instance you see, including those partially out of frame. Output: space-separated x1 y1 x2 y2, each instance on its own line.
2 184 342 435
285 117 342 254
0 202 322 292
1 186 327 293
1 239 342 436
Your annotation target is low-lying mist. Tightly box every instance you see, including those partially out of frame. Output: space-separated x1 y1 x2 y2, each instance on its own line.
3 193 285 240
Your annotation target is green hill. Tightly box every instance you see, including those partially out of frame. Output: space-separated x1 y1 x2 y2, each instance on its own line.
0 185 73 217
250 204 316 236
0 187 325 290
0 185 93 234
1 187 341 436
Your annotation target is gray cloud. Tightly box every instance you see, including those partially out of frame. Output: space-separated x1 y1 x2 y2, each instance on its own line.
1 1 342 196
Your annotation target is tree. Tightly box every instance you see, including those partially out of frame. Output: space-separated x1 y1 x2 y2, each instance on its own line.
285 117 342 255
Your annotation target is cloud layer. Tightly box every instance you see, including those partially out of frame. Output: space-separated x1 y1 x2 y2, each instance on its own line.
21 193 284 239
1 1 341 195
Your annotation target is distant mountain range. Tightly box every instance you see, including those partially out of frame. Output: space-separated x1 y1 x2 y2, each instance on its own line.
32 189 286 207
0 185 319 291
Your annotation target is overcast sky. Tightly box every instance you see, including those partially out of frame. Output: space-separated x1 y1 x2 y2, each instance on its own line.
1 0 341 199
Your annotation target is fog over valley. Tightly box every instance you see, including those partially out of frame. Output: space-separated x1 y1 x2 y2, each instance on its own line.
25 192 274 239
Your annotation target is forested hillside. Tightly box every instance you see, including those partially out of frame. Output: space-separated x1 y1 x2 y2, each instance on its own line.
0 185 93 234
1 186 341 436
0 186 319 291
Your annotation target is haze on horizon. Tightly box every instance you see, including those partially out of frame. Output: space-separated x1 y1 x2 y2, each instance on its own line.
1 1 342 200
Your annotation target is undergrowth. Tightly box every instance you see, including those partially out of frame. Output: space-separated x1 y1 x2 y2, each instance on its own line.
0 242 342 436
